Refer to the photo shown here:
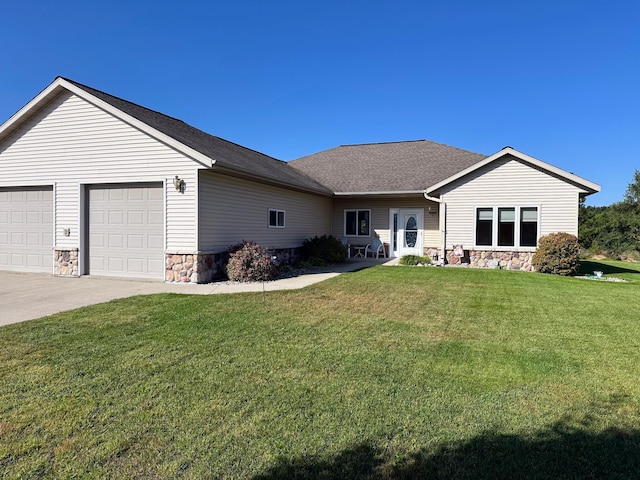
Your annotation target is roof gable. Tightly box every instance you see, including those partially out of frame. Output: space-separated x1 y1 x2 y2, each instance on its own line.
426 147 601 195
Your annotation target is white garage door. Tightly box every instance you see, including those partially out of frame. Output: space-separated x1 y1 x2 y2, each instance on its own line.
88 183 164 280
0 186 53 273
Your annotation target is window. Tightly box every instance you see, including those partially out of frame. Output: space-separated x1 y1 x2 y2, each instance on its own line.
268 209 285 228
345 209 370 236
520 207 538 247
475 207 538 248
476 208 493 246
498 208 515 246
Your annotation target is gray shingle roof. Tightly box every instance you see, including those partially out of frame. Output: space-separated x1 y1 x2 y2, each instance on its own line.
62 78 331 195
289 140 487 193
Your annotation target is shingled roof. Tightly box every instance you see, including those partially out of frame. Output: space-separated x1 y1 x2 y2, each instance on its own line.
61 78 332 195
289 140 487 194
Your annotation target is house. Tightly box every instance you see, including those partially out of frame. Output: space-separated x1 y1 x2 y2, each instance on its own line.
0 77 600 282
291 142 601 269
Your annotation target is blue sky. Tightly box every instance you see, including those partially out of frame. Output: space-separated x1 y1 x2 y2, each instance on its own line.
1 1 638 206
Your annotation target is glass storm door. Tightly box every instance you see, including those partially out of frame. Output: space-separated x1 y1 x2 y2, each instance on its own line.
391 209 423 257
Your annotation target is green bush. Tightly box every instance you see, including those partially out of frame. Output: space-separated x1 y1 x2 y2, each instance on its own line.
532 232 580 276
300 235 347 264
399 255 432 266
226 241 277 282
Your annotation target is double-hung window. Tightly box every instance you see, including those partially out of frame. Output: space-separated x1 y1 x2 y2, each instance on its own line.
345 209 370 237
475 207 538 248
268 209 285 228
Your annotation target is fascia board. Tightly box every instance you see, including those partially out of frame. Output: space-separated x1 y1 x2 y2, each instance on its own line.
334 190 425 196
426 147 601 195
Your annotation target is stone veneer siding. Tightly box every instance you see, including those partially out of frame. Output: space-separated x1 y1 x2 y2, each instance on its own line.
54 248 79 276
165 247 302 284
446 249 534 271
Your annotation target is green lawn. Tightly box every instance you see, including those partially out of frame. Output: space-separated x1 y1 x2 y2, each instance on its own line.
2 261 640 479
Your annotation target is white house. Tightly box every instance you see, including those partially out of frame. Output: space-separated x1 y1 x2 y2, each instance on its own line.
0 77 600 282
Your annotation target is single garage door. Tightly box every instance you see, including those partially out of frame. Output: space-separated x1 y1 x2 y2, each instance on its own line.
0 186 53 273
88 183 164 280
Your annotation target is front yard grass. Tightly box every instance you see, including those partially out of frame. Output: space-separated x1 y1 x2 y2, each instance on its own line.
2 261 640 478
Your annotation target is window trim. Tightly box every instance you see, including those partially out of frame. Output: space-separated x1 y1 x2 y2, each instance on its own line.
268 208 285 228
344 209 371 237
473 206 539 250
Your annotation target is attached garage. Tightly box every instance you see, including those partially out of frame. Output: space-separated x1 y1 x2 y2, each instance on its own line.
87 183 165 280
0 186 53 273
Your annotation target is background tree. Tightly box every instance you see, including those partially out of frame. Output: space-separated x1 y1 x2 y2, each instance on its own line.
579 170 640 260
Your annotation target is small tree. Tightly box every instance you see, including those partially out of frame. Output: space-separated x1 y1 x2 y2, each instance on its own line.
532 232 580 276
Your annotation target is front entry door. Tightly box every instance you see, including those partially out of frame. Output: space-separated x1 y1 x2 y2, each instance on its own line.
390 209 423 257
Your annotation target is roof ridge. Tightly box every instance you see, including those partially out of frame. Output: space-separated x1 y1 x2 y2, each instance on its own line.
335 138 485 156
339 139 426 147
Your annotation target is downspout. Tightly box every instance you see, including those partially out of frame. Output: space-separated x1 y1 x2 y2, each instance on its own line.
423 192 446 264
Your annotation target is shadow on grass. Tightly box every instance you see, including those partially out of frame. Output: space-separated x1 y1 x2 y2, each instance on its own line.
579 260 640 277
253 422 640 479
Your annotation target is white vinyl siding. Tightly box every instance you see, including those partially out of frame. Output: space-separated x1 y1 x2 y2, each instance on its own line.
331 197 440 248
198 171 331 252
0 90 199 252
440 155 582 250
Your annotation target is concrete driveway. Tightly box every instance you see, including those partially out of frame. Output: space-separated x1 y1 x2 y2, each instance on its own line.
0 259 391 326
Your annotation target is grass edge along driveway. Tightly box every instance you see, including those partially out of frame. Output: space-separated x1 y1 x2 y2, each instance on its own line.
2 260 640 479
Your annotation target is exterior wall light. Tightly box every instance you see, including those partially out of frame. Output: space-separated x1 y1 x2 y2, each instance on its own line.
173 175 185 193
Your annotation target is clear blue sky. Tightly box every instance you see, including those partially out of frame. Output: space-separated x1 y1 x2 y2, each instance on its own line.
1 0 638 206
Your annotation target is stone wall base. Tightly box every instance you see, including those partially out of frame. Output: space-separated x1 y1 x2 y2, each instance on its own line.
165 247 302 284
446 249 534 271
54 249 79 277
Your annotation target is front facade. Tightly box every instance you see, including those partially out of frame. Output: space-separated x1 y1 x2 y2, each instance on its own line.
0 77 600 282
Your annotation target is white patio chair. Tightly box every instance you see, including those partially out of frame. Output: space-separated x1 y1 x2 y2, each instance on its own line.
364 238 386 258
340 237 351 258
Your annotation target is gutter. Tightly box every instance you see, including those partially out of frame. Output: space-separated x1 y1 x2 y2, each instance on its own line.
423 192 446 264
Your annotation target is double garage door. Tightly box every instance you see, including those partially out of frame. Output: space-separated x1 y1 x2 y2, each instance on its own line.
0 186 53 273
87 183 164 280
0 184 164 280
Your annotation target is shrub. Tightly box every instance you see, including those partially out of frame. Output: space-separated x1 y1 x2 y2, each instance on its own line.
226 241 277 282
300 235 347 264
399 255 432 266
532 232 580 275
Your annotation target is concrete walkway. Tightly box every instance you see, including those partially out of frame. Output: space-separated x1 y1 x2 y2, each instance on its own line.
0 258 394 326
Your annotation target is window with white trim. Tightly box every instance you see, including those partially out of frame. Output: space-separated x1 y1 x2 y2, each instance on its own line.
268 209 285 228
475 207 538 248
345 209 370 237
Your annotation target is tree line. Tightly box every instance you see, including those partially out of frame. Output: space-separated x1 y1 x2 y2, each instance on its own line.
579 170 640 260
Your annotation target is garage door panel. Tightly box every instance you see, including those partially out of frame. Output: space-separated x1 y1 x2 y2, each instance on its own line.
127 234 144 249
108 210 124 224
128 210 144 224
108 234 124 248
89 183 164 280
148 211 163 225
148 234 164 249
